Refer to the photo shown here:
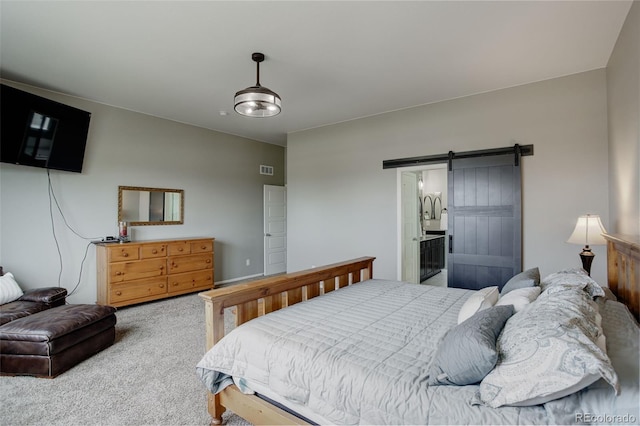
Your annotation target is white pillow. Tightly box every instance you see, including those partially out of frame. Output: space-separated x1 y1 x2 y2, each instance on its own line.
496 286 541 312
458 286 499 324
0 272 24 304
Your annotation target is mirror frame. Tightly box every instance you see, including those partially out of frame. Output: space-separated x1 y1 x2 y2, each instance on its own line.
118 186 184 226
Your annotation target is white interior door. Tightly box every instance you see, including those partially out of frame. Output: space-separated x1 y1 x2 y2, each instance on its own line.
401 172 419 283
264 185 287 276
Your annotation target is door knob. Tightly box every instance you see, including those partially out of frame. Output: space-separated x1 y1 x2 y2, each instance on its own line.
265 233 272 237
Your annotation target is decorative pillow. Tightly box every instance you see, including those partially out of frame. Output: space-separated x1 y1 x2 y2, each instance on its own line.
500 267 540 295
0 272 24 304
540 268 605 298
428 305 515 386
457 286 499 324
496 286 541 312
476 285 618 408
599 286 618 302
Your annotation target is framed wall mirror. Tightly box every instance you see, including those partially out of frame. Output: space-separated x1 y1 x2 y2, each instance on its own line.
118 186 184 226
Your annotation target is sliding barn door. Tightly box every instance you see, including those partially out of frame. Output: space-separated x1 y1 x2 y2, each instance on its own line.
447 154 522 290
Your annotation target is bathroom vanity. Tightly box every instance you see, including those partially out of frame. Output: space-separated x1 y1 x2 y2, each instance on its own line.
419 233 445 282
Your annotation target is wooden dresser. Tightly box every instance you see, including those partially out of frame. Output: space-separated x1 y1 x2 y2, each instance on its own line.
96 237 214 307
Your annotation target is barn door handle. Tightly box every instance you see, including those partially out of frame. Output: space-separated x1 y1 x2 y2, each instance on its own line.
449 235 453 253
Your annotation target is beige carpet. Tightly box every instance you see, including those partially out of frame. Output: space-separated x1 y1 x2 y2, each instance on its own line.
0 293 251 426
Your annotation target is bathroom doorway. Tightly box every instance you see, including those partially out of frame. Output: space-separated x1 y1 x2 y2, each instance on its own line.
397 164 448 286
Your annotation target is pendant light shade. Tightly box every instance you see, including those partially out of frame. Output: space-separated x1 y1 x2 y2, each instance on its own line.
234 52 281 118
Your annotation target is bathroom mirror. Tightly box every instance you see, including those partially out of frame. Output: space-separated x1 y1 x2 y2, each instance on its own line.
118 186 184 226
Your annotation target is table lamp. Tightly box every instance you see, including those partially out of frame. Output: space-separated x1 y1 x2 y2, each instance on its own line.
566 214 607 276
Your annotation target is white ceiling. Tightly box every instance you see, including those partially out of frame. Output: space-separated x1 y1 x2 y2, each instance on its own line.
0 1 632 147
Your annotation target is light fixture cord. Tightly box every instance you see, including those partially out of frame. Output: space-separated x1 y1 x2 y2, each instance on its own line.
256 61 261 87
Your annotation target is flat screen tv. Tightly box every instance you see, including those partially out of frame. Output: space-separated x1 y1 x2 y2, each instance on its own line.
1 84 91 173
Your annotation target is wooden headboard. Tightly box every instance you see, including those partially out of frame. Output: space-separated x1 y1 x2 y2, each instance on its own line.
604 233 640 320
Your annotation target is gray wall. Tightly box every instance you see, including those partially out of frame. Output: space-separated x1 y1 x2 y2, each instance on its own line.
607 0 640 236
0 81 285 304
287 69 610 285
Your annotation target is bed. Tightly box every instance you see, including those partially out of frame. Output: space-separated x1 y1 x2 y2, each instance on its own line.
196 235 640 425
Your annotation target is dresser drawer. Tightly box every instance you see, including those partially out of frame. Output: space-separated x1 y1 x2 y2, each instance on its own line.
191 240 213 254
140 243 167 259
110 277 167 304
169 253 213 274
109 258 166 283
168 242 191 256
107 245 139 262
168 270 214 294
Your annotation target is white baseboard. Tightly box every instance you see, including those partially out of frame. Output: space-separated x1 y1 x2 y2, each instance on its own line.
216 273 264 287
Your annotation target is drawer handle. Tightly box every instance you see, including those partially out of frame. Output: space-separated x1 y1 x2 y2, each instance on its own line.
116 291 122 296
159 284 164 288
115 271 123 276
152 249 157 254
206 259 211 263
201 245 206 250
173 282 178 286
178 247 184 251
122 253 129 257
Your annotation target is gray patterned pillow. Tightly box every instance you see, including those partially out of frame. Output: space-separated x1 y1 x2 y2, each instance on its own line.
540 268 605 298
500 267 540 295
427 305 515 386
476 285 618 407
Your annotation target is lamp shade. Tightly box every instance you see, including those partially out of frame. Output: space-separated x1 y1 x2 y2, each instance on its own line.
567 214 607 246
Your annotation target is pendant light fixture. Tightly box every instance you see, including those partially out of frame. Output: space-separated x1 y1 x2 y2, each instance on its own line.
234 52 281 118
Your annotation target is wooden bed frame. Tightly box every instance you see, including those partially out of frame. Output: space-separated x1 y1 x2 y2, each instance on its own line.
199 234 640 425
603 233 640 320
199 256 375 425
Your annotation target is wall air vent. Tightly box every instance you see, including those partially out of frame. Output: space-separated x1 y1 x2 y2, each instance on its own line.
260 165 274 176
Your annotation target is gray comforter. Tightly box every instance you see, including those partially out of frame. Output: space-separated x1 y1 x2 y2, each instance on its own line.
196 279 639 425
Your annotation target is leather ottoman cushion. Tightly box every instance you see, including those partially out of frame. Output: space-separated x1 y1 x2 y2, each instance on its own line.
1 327 115 378
0 304 117 355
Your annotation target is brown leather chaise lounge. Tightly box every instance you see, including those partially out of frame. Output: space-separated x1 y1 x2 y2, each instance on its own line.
0 267 117 378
